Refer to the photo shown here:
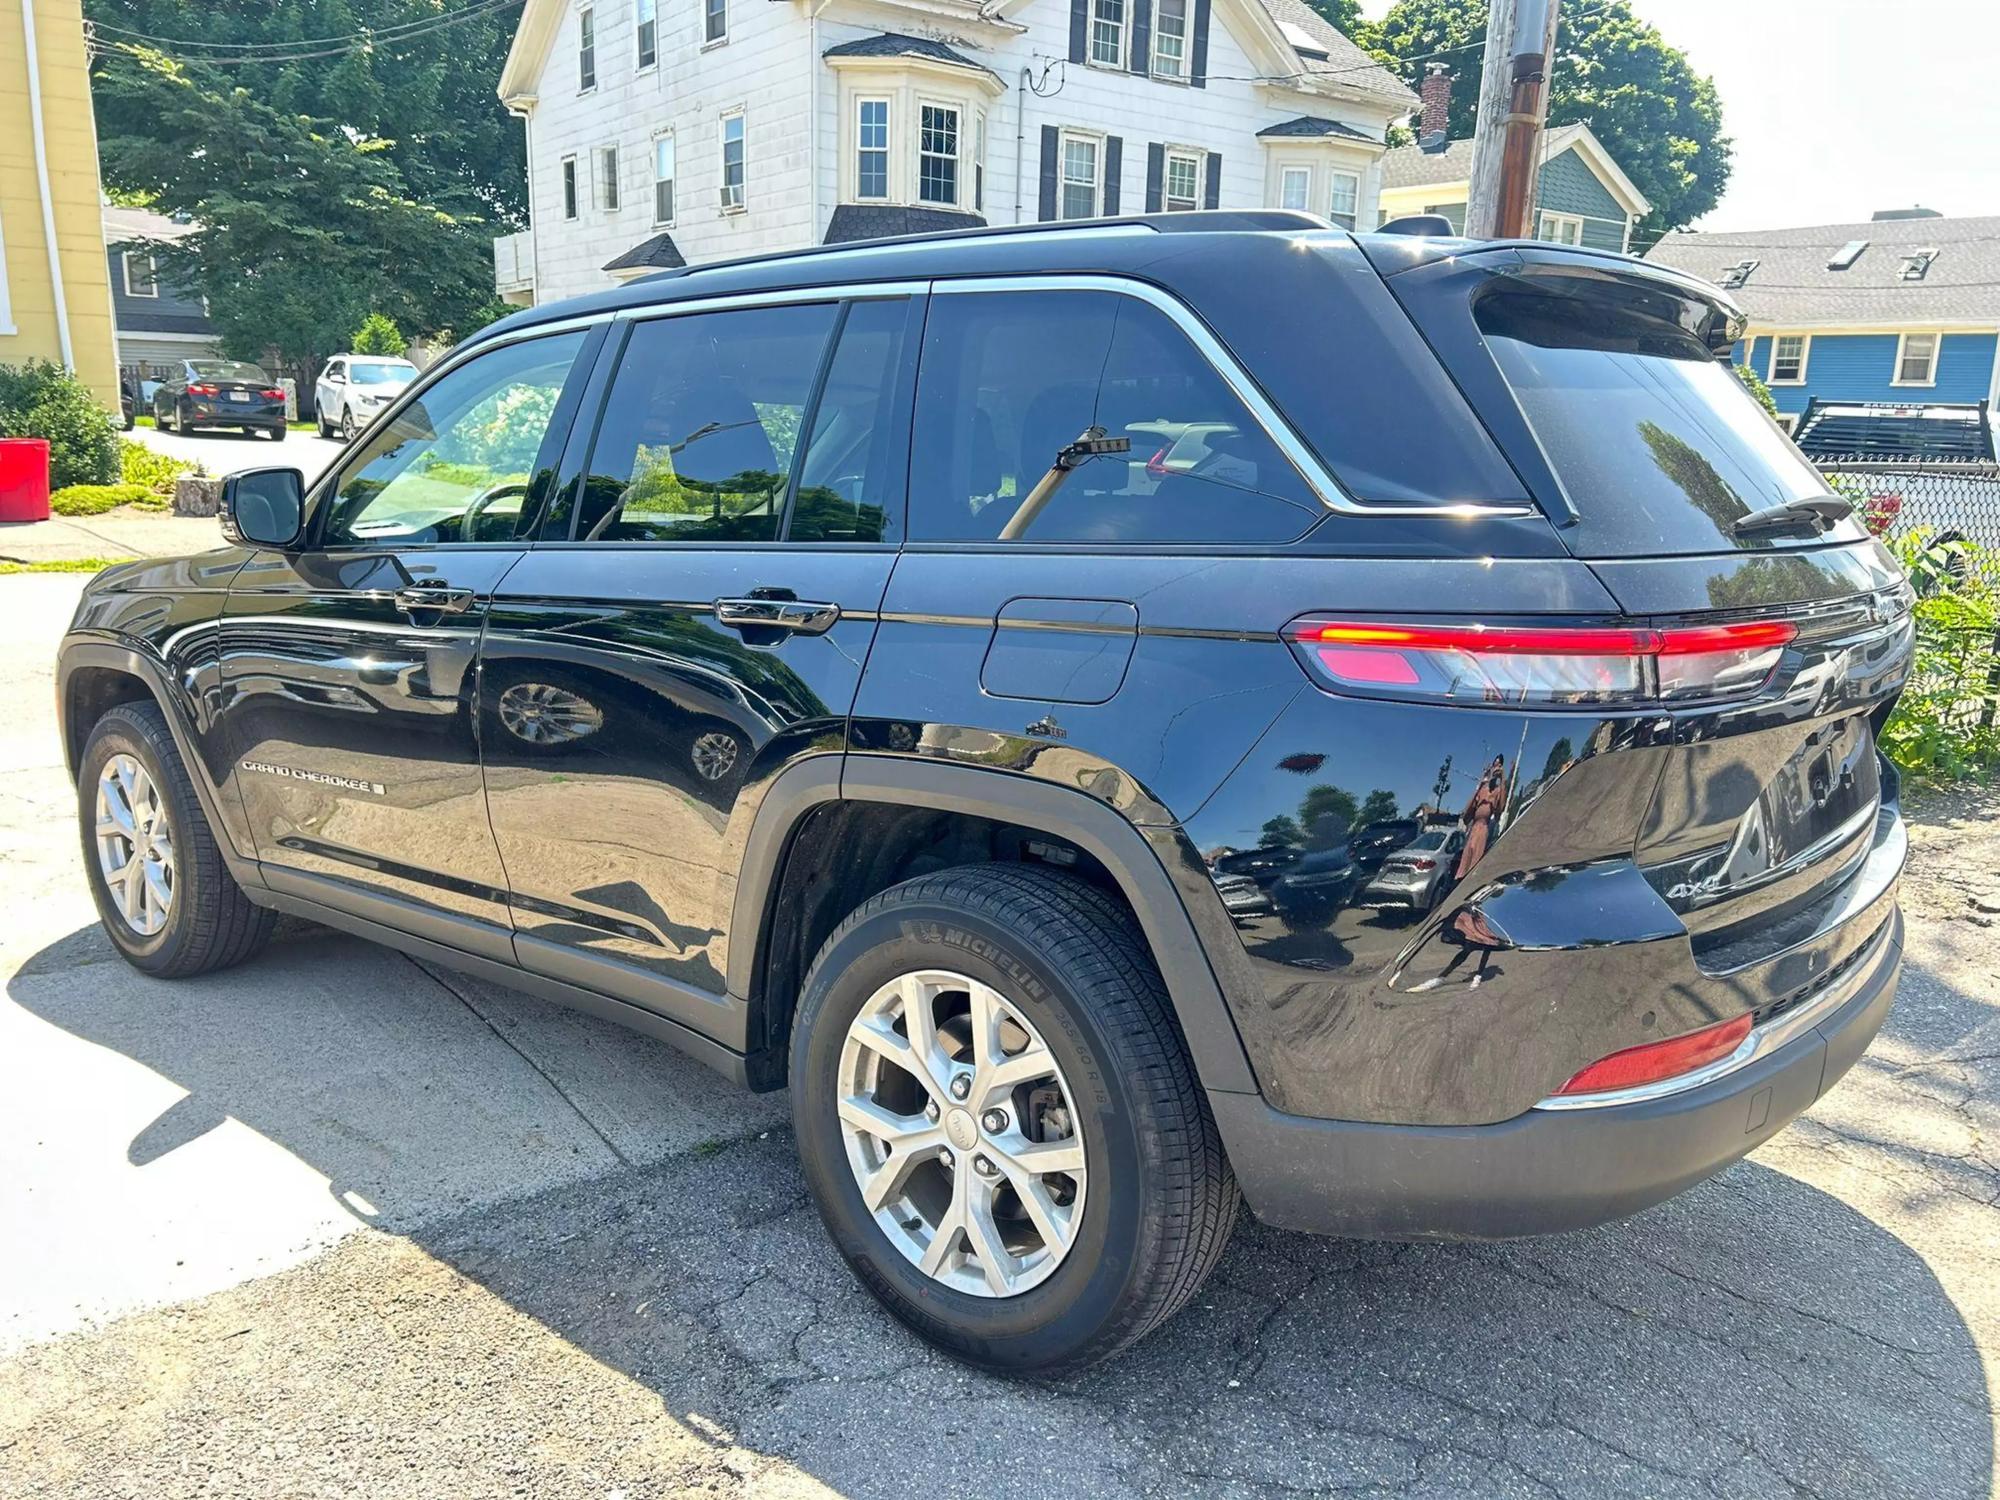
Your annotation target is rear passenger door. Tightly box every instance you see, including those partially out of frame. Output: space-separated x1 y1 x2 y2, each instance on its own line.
478 289 922 1041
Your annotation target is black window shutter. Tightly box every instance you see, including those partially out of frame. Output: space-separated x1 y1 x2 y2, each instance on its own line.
1103 136 1122 214
1129 0 1151 75
1069 0 1087 63
1145 142 1165 212
1203 151 1221 208
1039 125 1060 221
1190 0 1211 86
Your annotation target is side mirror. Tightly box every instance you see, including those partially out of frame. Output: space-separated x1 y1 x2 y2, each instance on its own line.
220 467 305 549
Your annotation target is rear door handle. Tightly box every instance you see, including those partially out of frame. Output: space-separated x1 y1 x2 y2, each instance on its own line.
393 586 475 615
715 597 840 636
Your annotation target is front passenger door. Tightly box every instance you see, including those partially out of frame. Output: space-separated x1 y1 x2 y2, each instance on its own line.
216 328 597 955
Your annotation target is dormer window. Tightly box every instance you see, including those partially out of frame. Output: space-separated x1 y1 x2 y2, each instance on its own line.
1899 248 1939 281
1719 259 1757 290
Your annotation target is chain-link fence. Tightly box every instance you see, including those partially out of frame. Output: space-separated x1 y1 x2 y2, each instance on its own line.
1816 456 2000 555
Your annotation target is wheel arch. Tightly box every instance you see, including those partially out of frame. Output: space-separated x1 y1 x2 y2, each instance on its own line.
730 754 1258 1096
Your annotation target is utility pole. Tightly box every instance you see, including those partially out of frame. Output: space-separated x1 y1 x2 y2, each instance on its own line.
1464 0 1559 239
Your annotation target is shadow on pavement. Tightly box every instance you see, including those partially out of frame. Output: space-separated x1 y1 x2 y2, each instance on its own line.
10 923 1995 1499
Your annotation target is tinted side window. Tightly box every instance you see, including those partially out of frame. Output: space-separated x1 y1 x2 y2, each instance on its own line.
789 298 911 543
908 290 1322 544
321 331 587 547
575 303 840 543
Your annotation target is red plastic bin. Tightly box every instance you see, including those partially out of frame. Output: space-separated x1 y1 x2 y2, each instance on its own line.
0 438 51 522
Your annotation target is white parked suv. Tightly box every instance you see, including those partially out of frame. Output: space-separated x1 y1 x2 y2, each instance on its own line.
314 354 419 440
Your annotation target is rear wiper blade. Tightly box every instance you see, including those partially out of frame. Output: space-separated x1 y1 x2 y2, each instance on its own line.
1730 497 1853 537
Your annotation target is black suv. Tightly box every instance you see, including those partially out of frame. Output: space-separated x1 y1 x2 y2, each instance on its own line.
58 214 1913 1373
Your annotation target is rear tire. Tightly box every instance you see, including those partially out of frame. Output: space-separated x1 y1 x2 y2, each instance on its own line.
78 700 276 978
791 862 1238 1375
267 425 287 442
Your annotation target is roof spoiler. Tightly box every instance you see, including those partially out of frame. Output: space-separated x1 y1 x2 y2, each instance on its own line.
1377 214 1458 237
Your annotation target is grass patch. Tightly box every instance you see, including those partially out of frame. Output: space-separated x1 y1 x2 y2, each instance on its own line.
0 557 137 574
133 414 155 428
49 483 154 516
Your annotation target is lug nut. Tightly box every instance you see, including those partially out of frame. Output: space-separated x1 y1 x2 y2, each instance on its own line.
973 1155 995 1177
939 1149 955 1170
925 1100 940 1122
949 1074 971 1100
981 1109 1008 1133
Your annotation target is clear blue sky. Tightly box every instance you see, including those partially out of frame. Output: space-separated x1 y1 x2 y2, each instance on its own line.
1356 0 2000 230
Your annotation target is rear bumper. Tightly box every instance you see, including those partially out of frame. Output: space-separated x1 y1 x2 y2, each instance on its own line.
1213 907 1901 1240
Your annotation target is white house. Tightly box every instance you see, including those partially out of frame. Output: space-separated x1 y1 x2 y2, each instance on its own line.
492 0 1417 304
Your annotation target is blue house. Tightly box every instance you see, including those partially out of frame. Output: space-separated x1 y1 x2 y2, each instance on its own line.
1646 209 2000 431
102 203 221 386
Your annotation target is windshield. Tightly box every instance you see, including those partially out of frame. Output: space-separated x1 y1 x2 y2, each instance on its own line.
1475 278 1850 557
1404 829 1451 853
191 361 270 384
351 361 417 386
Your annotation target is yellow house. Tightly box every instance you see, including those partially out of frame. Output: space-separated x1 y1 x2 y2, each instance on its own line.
0 0 121 408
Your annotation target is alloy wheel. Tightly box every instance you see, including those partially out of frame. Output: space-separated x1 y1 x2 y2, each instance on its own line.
497 682 604 745
341 408 357 441
94 753 174 936
690 730 739 782
836 969 1087 1297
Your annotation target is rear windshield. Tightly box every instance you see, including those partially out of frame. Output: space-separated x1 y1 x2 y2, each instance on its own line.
350 361 416 385
1476 281 1839 556
191 361 270 384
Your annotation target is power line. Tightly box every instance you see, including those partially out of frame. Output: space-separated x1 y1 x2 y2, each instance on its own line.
89 0 524 65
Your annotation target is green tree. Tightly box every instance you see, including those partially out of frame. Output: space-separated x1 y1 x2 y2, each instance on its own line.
1734 363 1779 418
1366 0 1731 240
352 314 410 358
1303 0 1363 35
1355 790 1399 827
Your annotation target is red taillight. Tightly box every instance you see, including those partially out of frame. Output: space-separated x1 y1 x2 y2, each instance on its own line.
1407 857 1436 871
1554 1014 1753 1096
1146 447 1170 478
187 383 219 396
259 388 285 400
1285 617 1798 709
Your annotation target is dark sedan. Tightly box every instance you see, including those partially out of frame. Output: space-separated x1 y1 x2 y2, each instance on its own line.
152 360 289 441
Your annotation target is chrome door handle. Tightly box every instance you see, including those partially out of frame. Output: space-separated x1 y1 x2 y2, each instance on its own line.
714 597 840 636
393 586 475 615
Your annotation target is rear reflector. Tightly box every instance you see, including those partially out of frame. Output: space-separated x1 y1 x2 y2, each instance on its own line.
1285 617 1798 709
1554 1014 1753 1096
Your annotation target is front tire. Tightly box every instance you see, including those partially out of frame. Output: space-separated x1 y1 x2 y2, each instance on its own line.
341 407 358 441
78 700 276 978
791 863 1238 1374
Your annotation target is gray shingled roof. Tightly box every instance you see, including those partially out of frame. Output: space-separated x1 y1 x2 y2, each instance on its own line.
102 203 200 246
1645 214 2000 326
1379 137 1474 190
603 232 686 272
823 205 985 245
822 32 997 79
1258 0 1414 106
1256 115 1376 141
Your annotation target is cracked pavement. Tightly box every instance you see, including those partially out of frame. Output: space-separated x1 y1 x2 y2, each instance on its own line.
3 574 1997 1499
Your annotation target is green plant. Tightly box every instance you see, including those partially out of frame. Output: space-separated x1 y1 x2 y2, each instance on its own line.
119 437 193 498
1733 363 1778 419
1878 530 2000 781
352 313 409 357
50 482 154 516
0 361 120 488
0 557 137 574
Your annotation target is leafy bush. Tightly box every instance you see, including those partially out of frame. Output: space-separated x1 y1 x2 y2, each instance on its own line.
1733 363 1778 419
352 313 409 357
0 362 120 488
119 437 194 499
1880 530 2000 781
49 482 153 516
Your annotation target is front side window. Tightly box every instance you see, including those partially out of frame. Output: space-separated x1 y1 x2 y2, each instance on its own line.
572 303 840 544
635 0 657 67
1328 171 1359 230
597 144 620 212
561 156 579 220
1897 333 1937 385
321 333 587 547
720 112 746 210
1060 134 1100 220
705 0 727 43
1279 166 1310 212
578 6 596 89
653 134 676 224
1164 151 1201 212
919 104 960 206
1090 0 1125 66
856 99 889 200
1152 0 1187 77
1769 334 1808 384
123 252 159 297
908 289 1321 544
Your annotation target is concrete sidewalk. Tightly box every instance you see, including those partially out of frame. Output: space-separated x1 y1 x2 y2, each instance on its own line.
0 508 223 564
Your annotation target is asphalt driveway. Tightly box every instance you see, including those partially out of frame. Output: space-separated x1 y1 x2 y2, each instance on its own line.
2 572 1996 1499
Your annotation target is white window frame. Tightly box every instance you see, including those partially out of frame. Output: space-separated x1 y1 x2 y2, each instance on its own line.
122 251 159 298
917 100 963 208
595 143 620 213
1894 332 1939 387
1767 333 1810 386
1328 170 1359 231
1162 148 1203 213
651 132 676 225
974 112 987 214
1151 0 1189 79
703 0 728 46
635 0 657 70
853 97 891 203
1057 130 1103 221
1538 210 1583 245
577 5 596 90
1278 166 1311 214
560 155 580 221
1088 0 1126 68
719 109 747 212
